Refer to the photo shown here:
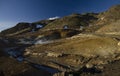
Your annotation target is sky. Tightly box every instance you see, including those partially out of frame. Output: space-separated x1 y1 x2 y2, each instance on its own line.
0 0 120 31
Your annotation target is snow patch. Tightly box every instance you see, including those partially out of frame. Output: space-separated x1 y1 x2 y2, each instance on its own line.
48 16 60 20
63 25 68 29
35 40 52 44
36 24 43 28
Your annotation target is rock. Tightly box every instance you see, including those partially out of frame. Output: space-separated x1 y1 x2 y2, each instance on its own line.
32 53 42 56
86 64 93 68
53 72 65 76
47 52 63 57
97 66 104 70
24 51 31 56
118 42 120 46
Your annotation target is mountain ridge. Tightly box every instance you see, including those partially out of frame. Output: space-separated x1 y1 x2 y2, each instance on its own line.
0 4 120 76
0 4 120 37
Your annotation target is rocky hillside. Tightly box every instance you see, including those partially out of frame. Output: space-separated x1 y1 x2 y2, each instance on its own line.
95 5 120 35
98 5 120 23
0 23 31 36
0 4 120 76
43 13 98 30
96 20 120 34
0 19 55 36
1 4 120 37
84 4 120 32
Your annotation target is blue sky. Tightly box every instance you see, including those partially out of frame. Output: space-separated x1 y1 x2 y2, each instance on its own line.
0 0 120 31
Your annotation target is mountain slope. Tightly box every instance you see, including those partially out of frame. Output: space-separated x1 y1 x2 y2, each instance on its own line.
98 4 120 23
1 4 120 76
1 5 120 37
84 4 120 33
43 13 98 30
96 19 120 34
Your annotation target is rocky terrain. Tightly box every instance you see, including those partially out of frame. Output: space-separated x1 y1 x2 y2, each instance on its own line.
0 4 120 76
